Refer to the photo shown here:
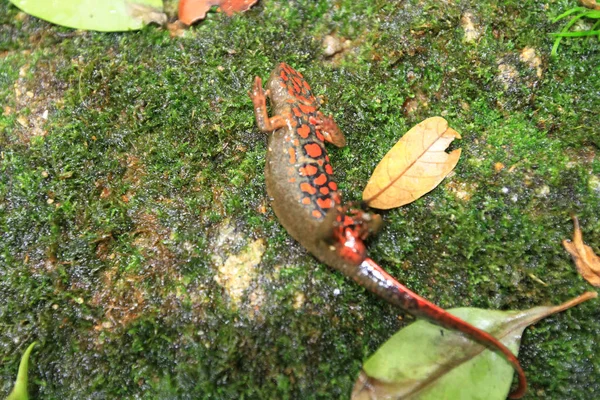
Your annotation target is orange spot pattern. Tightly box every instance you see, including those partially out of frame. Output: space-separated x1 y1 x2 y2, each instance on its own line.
314 174 327 186
317 198 333 209
288 147 296 164
276 62 341 221
297 124 310 138
300 182 317 195
304 143 323 158
300 164 318 176
299 104 316 114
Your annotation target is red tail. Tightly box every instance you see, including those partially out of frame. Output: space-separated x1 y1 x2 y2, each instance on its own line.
359 258 526 399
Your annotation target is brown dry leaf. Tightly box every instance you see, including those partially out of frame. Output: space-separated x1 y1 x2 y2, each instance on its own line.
362 116 461 209
178 0 258 25
581 0 600 10
562 215 600 286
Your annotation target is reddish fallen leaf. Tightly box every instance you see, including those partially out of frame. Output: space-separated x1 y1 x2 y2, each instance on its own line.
178 0 258 25
562 215 600 286
362 116 461 210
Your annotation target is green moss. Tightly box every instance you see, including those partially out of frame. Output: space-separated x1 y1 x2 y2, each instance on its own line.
1 0 599 398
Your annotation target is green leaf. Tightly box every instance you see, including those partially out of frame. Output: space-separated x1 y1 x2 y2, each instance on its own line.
9 0 166 32
352 292 597 400
7 342 38 400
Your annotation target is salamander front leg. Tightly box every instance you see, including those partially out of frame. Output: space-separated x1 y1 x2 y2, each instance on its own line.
248 76 289 132
310 112 346 147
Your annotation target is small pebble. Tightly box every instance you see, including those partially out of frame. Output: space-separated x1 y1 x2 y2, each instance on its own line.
323 35 343 57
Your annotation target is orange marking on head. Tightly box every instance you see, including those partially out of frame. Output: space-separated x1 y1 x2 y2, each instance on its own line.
302 80 311 91
329 181 338 191
302 197 311 205
317 159 324 166
314 173 327 186
296 96 311 104
296 70 304 78
293 82 301 93
285 136 291 142
286 99 295 104
288 147 296 164
293 107 302 117
300 182 317 195
315 130 325 141
299 165 318 176
317 198 333 209
280 71 288 81
299 104 316 114
304 143 323 158
325 164 333 174
293 139 300 146
297 124 311 138
292 76 303 86
312 210 323 218
319 186 330 195
281 63 292 73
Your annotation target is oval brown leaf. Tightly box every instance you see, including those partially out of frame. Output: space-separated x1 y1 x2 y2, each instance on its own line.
362 117 461 209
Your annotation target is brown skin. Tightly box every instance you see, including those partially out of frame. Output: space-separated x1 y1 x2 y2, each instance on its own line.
250 63 526 398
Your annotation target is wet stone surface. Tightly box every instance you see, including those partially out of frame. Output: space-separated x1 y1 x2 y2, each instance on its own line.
1 1 599 398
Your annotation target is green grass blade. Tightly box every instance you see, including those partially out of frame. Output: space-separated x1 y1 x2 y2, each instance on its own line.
551 30 600 37
552 7 587 23
552 12 588 56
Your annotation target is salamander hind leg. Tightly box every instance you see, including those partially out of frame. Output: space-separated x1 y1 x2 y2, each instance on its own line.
318 205 382 265
248 76 288 132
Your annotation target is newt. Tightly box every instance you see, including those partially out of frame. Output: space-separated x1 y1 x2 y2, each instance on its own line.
249 63 526 399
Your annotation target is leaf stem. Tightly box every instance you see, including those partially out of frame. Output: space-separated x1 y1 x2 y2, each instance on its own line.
548 291 598 314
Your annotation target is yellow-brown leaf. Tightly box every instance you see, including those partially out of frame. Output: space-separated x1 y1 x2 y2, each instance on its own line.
362 117 461 209
563 216 600 287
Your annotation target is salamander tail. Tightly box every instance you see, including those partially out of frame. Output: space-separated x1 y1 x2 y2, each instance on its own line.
359 258 527 398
